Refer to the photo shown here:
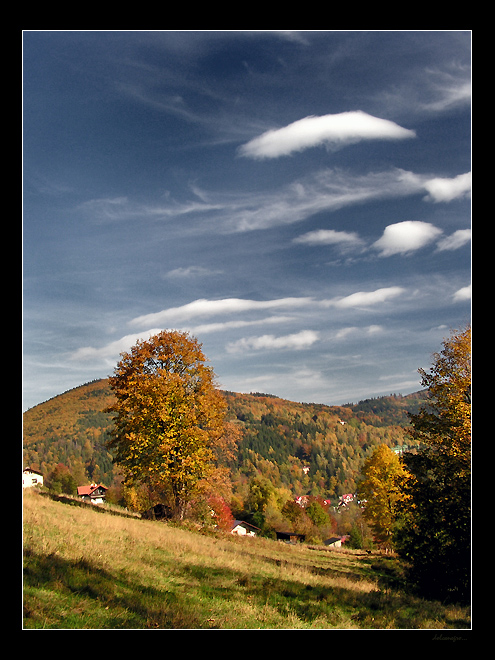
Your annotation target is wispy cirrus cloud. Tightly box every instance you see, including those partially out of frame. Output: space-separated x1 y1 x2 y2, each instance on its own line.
226 330 320 353
326 287 405 309
223 168 429 233
436 229 471 251
70 328 163 362
334 325 383 339
238 111 416 159
293 229 365 250
420 66 471 113
163 265 223 279
183 315 295 335
78 169 470 236
128 297 314 329
68 281 459 369
129 287 407 331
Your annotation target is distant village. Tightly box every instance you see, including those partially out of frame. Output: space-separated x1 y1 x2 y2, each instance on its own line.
23 465 366 548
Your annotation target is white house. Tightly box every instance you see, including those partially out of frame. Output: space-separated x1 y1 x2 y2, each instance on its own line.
23 467 44 488
324 537 342 548
230 520 260 537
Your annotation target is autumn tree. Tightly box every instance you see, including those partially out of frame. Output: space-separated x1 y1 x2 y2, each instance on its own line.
306 500 330 527
395 325 471 602
357 444 408 549
46 463 78 495
208 495 235 532
106 330 229 520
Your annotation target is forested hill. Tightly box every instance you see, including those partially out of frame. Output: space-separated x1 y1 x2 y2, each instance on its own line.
23 379 427 500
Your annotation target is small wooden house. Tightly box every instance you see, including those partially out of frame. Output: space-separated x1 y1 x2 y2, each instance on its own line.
276 531 306 543
324 537 342 548
23 467 44 488
230 520 260 537
77 483 108 504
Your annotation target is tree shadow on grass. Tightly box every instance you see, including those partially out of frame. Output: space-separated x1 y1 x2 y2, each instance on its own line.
23 549 201 629
23 548 470 629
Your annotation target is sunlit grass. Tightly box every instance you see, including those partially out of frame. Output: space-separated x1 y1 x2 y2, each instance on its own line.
23 489 470 629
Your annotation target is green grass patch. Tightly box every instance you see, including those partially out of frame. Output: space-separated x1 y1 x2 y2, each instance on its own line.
23 490 470 629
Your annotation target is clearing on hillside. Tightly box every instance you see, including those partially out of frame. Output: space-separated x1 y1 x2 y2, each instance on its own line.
23 490 471 630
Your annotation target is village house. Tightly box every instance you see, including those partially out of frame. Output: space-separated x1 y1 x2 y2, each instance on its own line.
276 531 306 543
230 520 260 537
324 537 343 548
77 483 108 504
23 467 44 488
338 493 355 508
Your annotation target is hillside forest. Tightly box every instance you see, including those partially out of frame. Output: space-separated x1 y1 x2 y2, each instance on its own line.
23 380 425 537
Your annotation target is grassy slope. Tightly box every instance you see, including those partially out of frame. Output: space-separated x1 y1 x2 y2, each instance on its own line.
23 490 470 630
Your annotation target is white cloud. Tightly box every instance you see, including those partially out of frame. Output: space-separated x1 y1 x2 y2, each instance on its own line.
335 325 383 339
70 328 163 362
226 168 426 233
79 168 468 235
184 315 294 335
327 286 405 309
293 229 364 249
421 69 471 113
79 193 225 225
128 297 314 328
453 284 471 302
423 172 471 203
238 111 416 159
436 228 471 251
372 221 443 257
226 330 320 353
163 266 223 278
129 288 406 331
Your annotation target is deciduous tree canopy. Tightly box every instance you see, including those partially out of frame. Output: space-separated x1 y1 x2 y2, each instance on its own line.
357 444 408 547
106 331 228 519
395 325 471 602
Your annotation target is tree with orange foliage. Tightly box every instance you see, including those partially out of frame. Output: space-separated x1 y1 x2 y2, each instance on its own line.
106 330 230 520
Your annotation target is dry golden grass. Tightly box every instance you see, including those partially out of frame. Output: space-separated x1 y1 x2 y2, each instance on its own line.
23 489 471 629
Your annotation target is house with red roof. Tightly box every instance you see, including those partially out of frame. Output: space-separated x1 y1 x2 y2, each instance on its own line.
77 483 108 504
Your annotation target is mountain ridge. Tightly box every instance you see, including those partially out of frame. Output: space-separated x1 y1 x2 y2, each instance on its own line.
23 378 427 500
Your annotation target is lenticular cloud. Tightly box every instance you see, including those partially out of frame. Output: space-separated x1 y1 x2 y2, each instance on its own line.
239 111 416 159
372 221 443 257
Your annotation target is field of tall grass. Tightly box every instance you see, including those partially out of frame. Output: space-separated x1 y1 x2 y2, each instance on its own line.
23 489 470 629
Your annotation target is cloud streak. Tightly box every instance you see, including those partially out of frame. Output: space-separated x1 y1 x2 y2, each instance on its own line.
293 229 364 249
238 111 416 159
226 330 320 353
129 286 407 332
327 287 405 309
436 229 471 251
70 328 164 362
128 297 315 328
78 169 470 237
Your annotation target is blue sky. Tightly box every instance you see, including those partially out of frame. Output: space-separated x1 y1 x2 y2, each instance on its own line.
23 31 471 411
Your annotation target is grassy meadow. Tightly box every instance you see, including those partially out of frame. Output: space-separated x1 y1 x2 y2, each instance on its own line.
23 489 470 629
